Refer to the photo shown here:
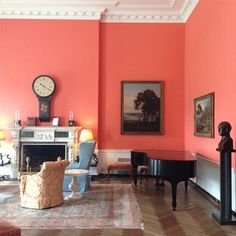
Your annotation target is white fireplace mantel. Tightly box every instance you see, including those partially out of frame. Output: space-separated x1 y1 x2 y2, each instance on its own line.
9 126 81 178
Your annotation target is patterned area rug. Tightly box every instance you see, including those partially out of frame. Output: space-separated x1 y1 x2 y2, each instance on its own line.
0 183 143 229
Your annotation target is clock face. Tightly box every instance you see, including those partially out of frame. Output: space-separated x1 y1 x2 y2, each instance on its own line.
32 75 56 97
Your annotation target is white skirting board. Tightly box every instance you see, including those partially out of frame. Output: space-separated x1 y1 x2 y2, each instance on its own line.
97 149 131 174
97 149 236 211
196 154 236 212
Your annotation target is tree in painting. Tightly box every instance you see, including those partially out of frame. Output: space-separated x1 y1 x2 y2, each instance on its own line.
122 81 163 134
194 92 214 137
134 89 160 123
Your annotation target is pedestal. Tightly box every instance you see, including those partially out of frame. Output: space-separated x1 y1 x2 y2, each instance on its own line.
212 151 236 225
68 176 82 199
64 169 89 199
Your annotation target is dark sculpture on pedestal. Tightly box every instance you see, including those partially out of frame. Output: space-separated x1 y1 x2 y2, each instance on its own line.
212 121 236 225
217 121 233 152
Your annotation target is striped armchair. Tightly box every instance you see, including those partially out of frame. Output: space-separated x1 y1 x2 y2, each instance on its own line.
20 160 69 209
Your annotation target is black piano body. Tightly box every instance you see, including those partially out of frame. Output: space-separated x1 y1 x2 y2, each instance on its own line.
131 150 196 210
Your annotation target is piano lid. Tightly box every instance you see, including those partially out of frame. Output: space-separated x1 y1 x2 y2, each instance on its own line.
132 150 196 161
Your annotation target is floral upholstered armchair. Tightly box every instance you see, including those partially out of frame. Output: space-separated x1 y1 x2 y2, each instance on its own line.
20 160 69 209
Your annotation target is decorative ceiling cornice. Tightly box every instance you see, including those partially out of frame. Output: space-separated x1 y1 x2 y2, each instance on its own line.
0 0 118 20
102 0 199 23
0 0 199 23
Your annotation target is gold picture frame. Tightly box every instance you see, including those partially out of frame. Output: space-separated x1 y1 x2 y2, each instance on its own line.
121 81 163 134
194 92 214 138
27 117 37 126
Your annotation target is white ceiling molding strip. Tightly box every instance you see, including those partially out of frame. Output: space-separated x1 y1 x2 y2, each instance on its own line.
0 0 119 20
178 0 199 23
0 0 199 23
0 6 106 20
101 0 199 23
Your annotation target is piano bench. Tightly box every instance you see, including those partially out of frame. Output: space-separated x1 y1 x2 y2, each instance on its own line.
107 162 132 176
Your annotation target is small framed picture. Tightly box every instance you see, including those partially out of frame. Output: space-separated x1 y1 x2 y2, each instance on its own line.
194 92 214 138
27 117 37 126
52 117 59 126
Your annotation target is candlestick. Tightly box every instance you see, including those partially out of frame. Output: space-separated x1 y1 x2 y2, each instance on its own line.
69 111 74 121
15 110 20 121
26 156 30 172
14 110 21 127
68 111 74 126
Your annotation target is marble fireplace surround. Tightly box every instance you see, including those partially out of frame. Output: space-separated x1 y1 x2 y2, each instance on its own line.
10 126 81 178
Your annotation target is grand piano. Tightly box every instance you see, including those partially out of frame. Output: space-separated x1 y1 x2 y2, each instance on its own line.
131 150 196 210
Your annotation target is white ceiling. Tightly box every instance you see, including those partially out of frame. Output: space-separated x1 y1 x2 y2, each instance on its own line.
0 0 199 23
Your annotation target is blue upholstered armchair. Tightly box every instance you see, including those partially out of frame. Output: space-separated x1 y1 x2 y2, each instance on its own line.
63 141 96 192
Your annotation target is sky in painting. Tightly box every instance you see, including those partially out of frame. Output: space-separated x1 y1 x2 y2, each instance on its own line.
123 83 161 113
196 97 210 112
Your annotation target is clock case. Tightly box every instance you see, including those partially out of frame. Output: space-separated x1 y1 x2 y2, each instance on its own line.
32 75 56 122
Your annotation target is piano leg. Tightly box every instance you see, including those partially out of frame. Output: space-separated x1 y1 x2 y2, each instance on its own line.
132 165 138 186
170 180 178 211
185 179 188 191
170 179 188 211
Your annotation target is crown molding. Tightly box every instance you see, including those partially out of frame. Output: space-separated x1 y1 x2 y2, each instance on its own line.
0 0 118 20
0 7 105 20
0 0 199 23
102 0 199 23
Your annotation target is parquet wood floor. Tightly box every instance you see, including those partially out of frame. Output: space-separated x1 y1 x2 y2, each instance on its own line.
9 177 236 236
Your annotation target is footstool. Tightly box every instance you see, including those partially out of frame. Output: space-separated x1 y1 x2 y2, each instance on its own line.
107 162 132 177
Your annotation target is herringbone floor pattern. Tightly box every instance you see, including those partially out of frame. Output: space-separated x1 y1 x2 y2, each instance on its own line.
13 177 236 235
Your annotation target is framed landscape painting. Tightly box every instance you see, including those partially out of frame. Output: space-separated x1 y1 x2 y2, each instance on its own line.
194 92 214 138
121 81 163 134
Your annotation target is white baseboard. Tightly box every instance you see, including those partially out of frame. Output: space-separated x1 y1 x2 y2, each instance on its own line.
196 154 236 211
97 149 131 174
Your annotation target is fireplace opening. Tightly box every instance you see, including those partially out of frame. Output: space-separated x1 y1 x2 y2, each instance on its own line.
20 143 67 172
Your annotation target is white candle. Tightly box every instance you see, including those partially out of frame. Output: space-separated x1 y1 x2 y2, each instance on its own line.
69 111 74 120
15 110 20 121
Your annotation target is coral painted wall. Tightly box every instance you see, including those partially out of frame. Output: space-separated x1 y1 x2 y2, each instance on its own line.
0 20 185 151
0 20 99 136
99 23 185 149
185 0 236 168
